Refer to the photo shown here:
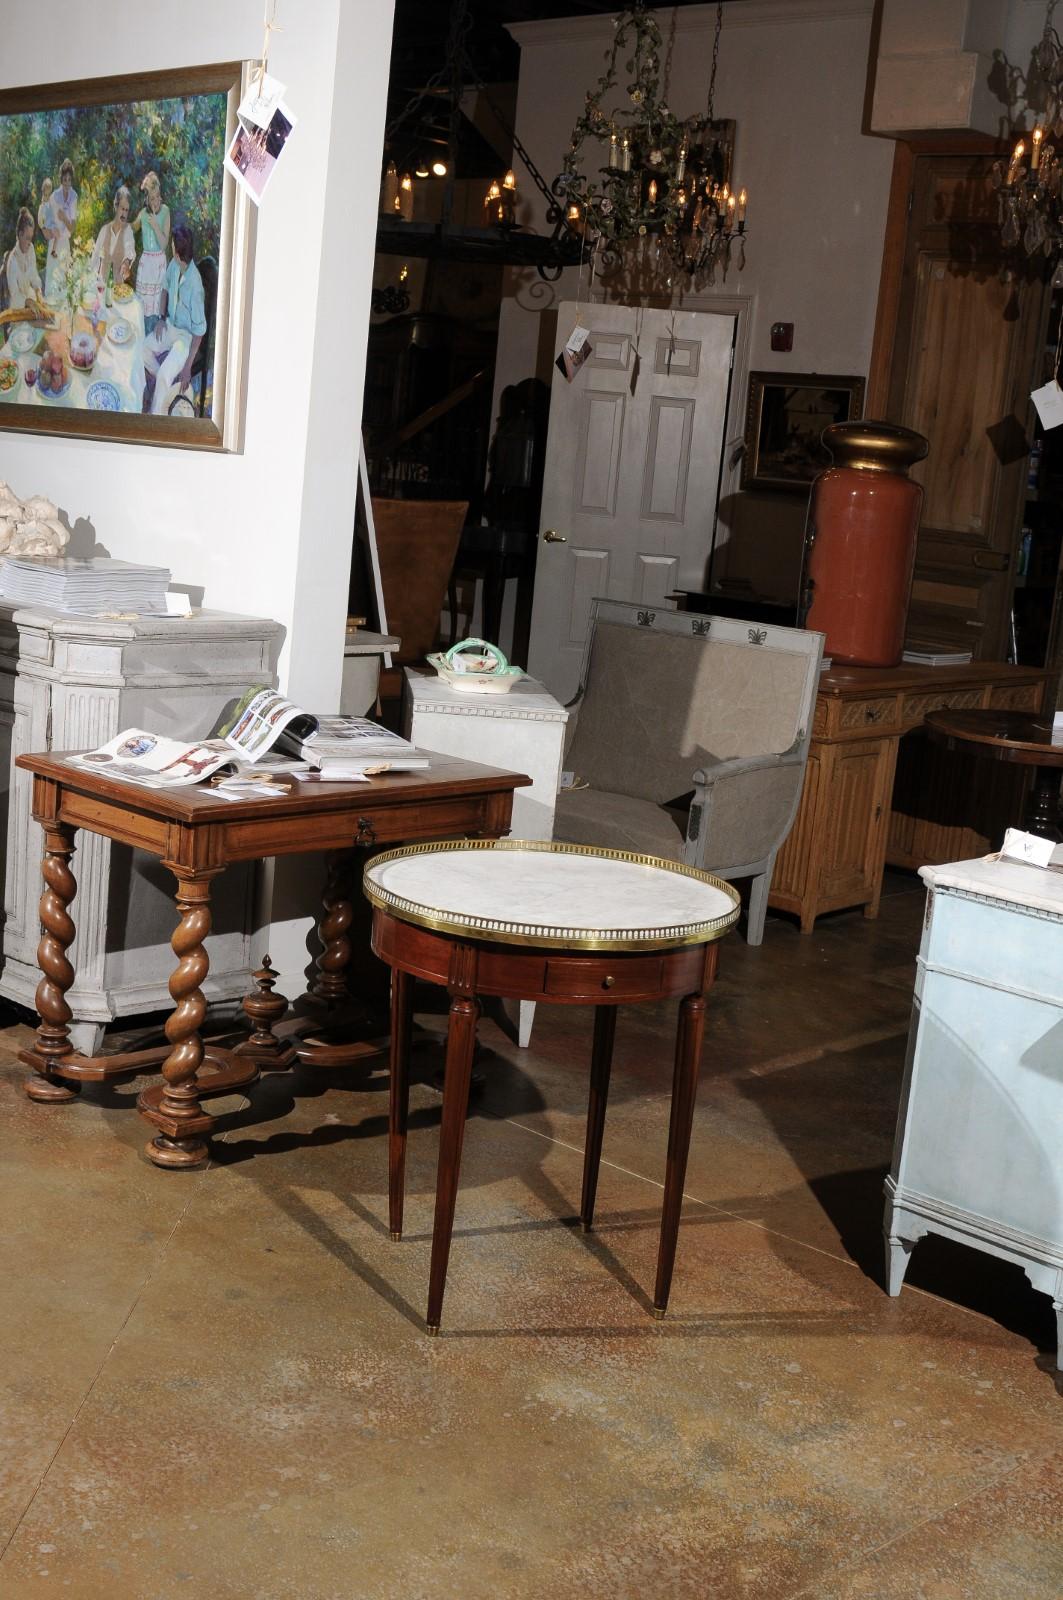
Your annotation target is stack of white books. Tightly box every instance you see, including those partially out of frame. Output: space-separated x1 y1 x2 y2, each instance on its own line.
901 648 973 667
0 556 172 615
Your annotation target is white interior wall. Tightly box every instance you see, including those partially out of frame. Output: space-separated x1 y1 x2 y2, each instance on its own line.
0 0 396 990
497 0 894 605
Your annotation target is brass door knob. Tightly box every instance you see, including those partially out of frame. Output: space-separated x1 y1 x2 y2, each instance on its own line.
542 529 567 543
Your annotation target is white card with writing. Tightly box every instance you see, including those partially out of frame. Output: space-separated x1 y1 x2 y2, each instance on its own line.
239 72 287 130
1031 379 1063 429
1000 827 1055 867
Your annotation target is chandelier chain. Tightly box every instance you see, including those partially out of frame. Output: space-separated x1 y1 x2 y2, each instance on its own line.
707 0 723 123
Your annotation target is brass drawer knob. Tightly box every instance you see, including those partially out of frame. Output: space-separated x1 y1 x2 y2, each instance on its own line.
602 975 615 989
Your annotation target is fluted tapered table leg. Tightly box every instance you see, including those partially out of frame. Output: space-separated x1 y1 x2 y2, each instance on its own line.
653 991 708 1319
139 871 221 1169
25 820 80 1103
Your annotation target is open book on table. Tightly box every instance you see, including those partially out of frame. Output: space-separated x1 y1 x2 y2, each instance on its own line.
63 686 429 794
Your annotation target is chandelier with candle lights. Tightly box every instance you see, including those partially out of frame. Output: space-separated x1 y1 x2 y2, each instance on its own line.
375 0 585 282
993 0 1063 258
555 0 747 283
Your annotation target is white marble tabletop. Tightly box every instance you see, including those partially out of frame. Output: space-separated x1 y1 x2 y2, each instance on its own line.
921 855 1063 918
364 840 740 949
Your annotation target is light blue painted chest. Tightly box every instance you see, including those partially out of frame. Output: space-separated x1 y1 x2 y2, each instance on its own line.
886 856 1063 1367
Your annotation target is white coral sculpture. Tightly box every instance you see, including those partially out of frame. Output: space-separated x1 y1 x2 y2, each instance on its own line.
0 483 70 557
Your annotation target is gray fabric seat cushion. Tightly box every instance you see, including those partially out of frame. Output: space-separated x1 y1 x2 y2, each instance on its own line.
554 785 685 861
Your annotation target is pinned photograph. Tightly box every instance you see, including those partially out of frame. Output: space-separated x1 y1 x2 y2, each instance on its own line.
223 102 296 206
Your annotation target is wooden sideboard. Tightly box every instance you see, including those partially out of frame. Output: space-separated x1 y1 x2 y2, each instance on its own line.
769 661 1051 933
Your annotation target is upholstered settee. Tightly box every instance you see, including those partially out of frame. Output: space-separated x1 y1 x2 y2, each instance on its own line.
553 600 824 943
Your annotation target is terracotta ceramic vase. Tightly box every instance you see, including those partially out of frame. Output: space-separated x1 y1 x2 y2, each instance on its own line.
802 421 929 667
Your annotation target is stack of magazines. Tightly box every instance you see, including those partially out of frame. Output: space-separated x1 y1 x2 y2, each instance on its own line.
0 556 172 614
62 685 431 792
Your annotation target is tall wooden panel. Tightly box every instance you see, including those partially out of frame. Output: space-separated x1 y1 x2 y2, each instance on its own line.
885 154 1049 660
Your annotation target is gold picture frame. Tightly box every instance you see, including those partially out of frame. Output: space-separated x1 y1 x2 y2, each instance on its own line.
742 370 865 493
0 62 256 451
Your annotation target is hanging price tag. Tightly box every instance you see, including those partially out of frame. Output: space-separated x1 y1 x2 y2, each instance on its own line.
555 325 593 383
1031 379 1063 429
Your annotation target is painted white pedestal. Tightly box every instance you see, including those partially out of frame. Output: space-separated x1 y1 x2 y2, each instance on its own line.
886 855 1063 1367
403 668 569 1045
0 605 282 1052
341 628 399 716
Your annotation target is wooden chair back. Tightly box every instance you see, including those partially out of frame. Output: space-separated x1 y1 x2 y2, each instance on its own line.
364 498 468 669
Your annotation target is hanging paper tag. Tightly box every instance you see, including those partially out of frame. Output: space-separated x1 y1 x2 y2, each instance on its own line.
556 325 593 384
239 72 287 130
1031 379 1063 429
1000 827 1055 867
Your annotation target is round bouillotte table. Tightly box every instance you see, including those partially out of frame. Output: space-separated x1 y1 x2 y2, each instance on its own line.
926 709 1063 842
363 839 741 1334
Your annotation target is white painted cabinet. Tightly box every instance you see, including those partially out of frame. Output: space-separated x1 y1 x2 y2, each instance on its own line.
403 667 568 1046
886 856 1063 1366
0 605 282 1049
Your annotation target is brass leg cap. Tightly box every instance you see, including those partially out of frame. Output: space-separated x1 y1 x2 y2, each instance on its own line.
426 1323 440 1337
651 1306 666 1321
389 1230 402 1242
580 1220 591 1234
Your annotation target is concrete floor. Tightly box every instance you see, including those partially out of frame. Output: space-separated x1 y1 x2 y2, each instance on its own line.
2 872 1062 1598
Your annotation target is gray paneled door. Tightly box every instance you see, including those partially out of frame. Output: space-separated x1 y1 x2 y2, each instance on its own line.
527 302 736 702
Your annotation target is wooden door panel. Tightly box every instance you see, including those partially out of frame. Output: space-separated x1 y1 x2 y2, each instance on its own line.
641 396 696 521
565 548 610 649
908 257 1011 538
885 154 1049 661
635 553 678 605
576 390 626 515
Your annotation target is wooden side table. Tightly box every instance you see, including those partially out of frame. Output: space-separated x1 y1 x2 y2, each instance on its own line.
926 709 1063 841
769 660 1049 932
15 752 529 1169
364 840 740 1334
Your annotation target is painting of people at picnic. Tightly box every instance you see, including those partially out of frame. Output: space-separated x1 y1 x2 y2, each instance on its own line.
0 89 227 419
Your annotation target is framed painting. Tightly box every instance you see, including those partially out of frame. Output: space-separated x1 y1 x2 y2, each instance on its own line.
0 63 255 450
742 371 865 492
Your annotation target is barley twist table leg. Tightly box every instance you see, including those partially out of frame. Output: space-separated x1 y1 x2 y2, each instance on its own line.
141 873 218 1169
309 849 355 1007
26 821 81 1103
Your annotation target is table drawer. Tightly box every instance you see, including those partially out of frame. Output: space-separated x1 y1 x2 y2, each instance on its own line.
545 954 664 998
901 687 985 724
838 696 899 733
988 683 1042 713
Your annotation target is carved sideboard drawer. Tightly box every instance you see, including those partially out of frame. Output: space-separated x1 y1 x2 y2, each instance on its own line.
813 698 830 738
988 683 1042 712
901 687 985 724
838 696 899 733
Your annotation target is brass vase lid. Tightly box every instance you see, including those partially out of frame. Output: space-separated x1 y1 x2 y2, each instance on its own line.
821 421 929 474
